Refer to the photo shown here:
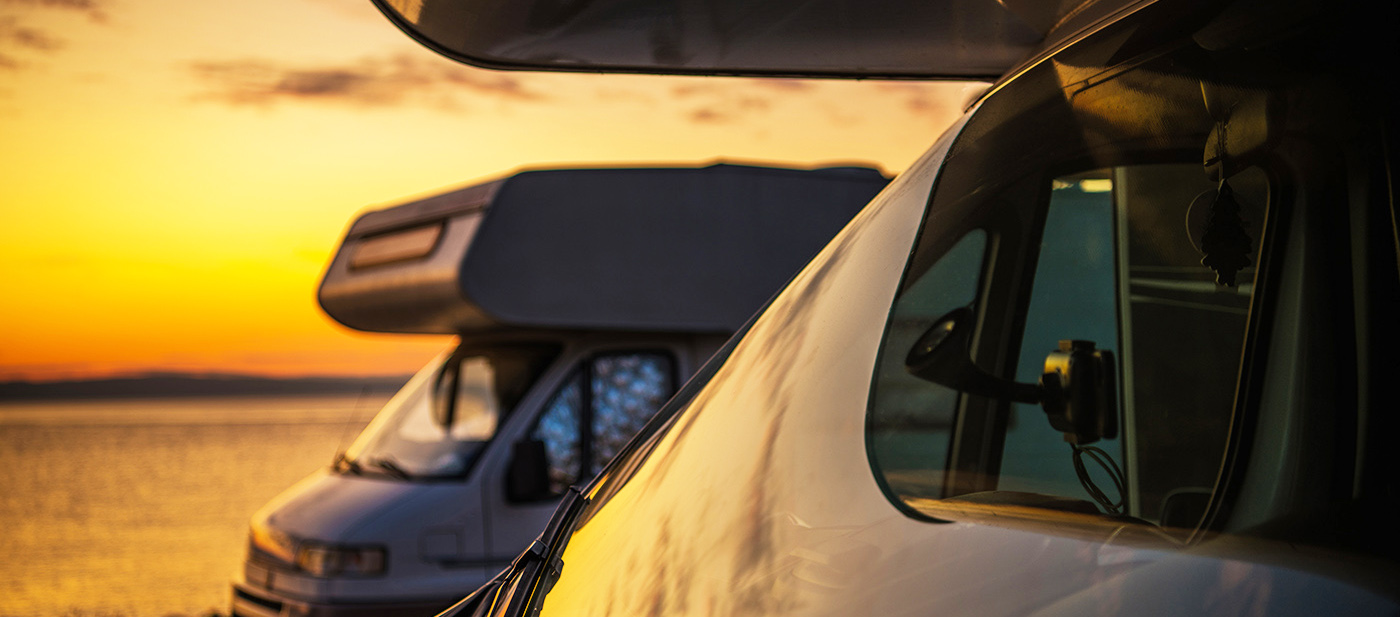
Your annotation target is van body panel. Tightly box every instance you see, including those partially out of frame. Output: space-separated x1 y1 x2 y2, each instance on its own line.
251 470 446 545
320 212 496 335
460 166 885 332
318 164 888 335
533 118 956 617
237 165 882 614
234 333 723 613
390 1 1400 615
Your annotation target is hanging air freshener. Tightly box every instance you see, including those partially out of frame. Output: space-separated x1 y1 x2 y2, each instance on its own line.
1197 179 1253 286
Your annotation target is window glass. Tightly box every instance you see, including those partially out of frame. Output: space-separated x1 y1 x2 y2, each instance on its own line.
532 352 676 496
999 172 1122 501
866 158 1267 528
450 357 501 440
590 354 674 471
857 18 1287 526
868 231 987 500
344 344 559 479
535 373 584 495
1114 164 1264 525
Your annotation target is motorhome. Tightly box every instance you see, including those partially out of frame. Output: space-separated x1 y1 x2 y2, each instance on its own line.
366 0 1400 616
228 163 888 617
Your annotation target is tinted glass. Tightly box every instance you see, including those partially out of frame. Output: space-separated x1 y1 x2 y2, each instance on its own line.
998 173 1123 502
864 33 1273 528
590 354 674 471
867 231 987 500
531 352 676 496
535 372 584 495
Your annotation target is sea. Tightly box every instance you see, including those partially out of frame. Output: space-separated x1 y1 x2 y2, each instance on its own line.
0 394 391 617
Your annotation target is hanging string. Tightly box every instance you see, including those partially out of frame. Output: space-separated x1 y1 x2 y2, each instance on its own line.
1199 106 1254 286
1071 443 1127 515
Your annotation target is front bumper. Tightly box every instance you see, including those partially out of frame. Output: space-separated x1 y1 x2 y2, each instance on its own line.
231 583 455 617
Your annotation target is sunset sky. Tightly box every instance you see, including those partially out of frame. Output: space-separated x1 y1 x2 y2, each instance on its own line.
0 0 974 383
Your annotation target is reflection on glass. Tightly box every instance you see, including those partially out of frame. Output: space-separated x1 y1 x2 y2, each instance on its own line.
1000 173 1122 499
531 352 675 496
451 357 500 440
591 354 671 470
865 162 1266 528
344 344 558 479
868 231 987 500
535 373 583 495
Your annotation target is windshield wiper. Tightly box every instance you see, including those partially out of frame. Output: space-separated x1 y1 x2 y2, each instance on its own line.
364 456 413 480
473 487 590 617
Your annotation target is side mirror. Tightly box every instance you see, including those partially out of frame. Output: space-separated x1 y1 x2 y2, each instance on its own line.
506 440 554 503
905 308 1118 444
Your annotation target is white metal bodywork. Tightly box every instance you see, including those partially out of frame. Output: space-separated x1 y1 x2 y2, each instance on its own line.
410 2 1400 613
230 334 719 617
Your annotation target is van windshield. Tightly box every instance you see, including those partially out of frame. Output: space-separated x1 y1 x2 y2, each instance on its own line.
340 343 560 480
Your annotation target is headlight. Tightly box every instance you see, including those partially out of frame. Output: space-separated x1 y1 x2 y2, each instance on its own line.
294 542 387 577
249 523 297 565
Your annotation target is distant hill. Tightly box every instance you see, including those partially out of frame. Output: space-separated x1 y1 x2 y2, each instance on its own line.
0 373 414 401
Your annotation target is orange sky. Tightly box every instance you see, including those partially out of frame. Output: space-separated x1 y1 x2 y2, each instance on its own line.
0 0 975 383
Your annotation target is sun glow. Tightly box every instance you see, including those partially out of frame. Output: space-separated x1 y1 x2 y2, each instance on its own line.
0 0 971 383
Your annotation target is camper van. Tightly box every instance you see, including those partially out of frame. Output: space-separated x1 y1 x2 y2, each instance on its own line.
367 0 1400 616
228 163 888 617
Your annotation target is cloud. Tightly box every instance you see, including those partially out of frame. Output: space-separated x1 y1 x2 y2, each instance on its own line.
670 83 719 99
297 0 385 22
0 16 60 70
687 95 770 124
0 0 108 70
0 0 109 22
688 107 725 123
189 53 547 110
750 78 815 93
0 16 61 50
877 82 968 120
665 80 801 125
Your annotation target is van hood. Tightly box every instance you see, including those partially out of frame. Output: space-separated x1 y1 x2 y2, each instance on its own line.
251 469 441 544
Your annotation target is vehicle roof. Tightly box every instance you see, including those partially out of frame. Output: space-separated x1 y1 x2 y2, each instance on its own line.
318 163 889 334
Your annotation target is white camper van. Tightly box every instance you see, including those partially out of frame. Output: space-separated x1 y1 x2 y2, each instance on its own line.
228 163 888 617
366 0 1400 616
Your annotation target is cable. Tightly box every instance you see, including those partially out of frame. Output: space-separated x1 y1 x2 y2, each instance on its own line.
1071 443 1127 515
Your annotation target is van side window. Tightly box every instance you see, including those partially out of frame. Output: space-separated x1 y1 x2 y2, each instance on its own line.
534 372 584 494
589 354 674 471
532 352 676 495
998 174 1122 500
867 231 988 501
867 162 1267 530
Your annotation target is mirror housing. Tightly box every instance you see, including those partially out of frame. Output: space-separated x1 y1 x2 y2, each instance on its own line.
905 308 1118 444
506 439 554 503
1040 340 1118 444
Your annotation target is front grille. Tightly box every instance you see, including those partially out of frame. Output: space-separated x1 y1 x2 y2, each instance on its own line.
235 587 283 612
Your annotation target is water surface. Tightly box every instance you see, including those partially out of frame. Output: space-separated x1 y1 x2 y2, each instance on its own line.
0 395 387 617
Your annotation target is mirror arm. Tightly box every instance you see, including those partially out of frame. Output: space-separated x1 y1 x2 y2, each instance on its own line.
934 354 1041 405
906 308 1039 404
906 308 1117 444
